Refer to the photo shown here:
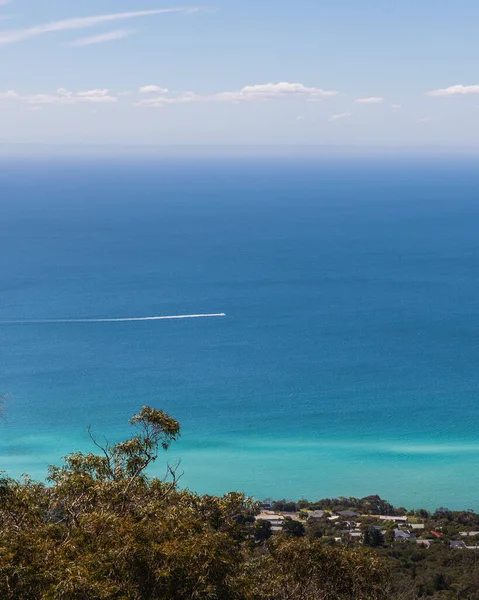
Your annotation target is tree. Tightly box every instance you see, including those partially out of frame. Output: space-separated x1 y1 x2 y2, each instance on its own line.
384 528 396 546
0 407 390 600
254 519 273 544
306 519 324 539
364 527 384 548
272 499 297 512
49 405 181 485
240 537 389 600
283 517 306 537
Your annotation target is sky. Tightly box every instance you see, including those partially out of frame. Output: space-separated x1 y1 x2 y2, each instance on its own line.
1 0 479 148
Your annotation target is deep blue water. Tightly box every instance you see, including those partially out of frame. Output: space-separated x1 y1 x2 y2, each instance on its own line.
1 156 479 509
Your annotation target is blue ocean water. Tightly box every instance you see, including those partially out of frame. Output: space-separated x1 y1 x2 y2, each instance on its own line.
1 156 479 510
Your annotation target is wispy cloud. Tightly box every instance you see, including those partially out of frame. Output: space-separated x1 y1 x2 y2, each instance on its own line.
28 89 118 105
137 82 339 106
0 88 119 105
329 112 352 122
355 97 385 104
427 84 479 97
69 28 135 47
417 116 434 123
139 85 169 94
239 82 337 98
0 89 17 98
391 104 402 109
0 7 199 44
76 89 110 97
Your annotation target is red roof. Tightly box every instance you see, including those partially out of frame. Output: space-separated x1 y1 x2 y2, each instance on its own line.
431 531 442 538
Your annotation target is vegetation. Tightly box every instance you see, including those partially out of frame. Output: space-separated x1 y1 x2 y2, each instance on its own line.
3 405 479 598
0 407 389 600
267 497 479 599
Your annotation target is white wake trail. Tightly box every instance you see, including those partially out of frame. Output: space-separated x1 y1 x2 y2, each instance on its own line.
1 313 226 324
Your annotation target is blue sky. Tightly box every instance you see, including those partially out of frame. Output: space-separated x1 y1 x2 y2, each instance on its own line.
1 0 478 147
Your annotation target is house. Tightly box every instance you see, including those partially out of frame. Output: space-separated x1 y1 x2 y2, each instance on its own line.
450 541 467 549
340 530 362 542
394 529 416 542
255 512 285 528
337 510 359 518
416 540 431 548
344 521 358 529
410 524 425 530
307 510 325 520
460 532 479 537
379 516 408 523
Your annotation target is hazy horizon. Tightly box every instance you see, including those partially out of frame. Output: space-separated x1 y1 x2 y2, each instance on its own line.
1 0 478 147
1 143 479 160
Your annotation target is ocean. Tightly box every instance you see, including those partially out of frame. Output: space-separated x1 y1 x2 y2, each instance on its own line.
1 155 479 510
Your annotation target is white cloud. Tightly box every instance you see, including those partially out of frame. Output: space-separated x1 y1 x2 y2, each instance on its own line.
329 112 352 122
139 85 169 94
1 87 136 106
69 29 134 47
25 89 118 105
427 84 479 97
240 82 337 98
0 89 17 98
391 104 402 109
355 97 385 104
137 82 339 107
76 89 110 97
0 7 199 44
417 116 434 123
139 93 195 106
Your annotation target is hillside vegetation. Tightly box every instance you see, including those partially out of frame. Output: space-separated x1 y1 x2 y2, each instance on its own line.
0 407 387 600
3 407 479 598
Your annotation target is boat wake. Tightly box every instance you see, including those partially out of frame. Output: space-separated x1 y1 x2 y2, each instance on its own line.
0 313 227 324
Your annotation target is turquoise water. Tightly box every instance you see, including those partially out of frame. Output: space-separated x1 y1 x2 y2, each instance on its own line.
1 157 479 510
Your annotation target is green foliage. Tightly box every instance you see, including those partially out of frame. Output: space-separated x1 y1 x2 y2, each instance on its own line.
240 537 388 600
282 517 306 538
0 407 389 600
305 519 324 539
364 527 384 548
290 494 395 516
254 519 272 544
271 499 297 512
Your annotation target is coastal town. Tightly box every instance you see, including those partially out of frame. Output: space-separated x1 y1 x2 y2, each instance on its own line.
254 496 479 551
